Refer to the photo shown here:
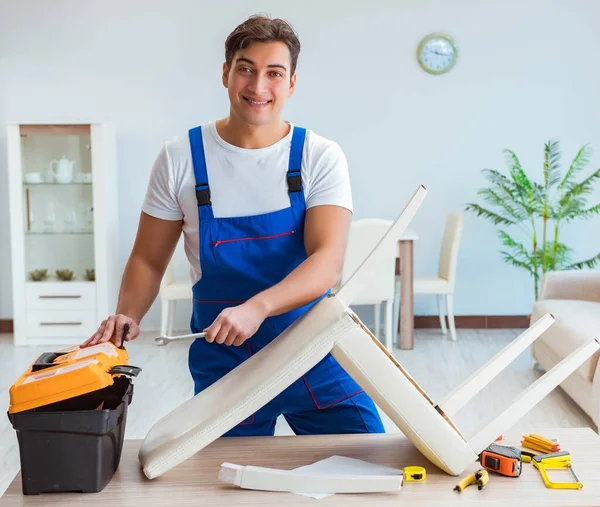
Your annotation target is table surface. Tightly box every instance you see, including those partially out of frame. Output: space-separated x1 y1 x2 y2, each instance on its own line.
2 428 599 506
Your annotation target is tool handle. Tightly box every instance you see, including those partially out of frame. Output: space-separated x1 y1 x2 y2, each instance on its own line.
31 351 68 372
119 323 130 349
155 332 207 346
168 332 206 340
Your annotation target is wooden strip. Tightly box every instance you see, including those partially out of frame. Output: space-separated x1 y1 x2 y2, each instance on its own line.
0 320 13 333
19 124 90 136
415 315 529 329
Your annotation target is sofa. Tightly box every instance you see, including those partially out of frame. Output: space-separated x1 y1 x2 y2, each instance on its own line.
530 270 600 432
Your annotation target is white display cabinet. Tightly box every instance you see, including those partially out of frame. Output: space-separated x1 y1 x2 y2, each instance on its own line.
7 123 119 346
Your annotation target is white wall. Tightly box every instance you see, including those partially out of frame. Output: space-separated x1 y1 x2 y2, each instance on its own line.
1 0 599 331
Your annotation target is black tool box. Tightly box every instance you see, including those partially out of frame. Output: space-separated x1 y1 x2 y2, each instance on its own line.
7 342 141 494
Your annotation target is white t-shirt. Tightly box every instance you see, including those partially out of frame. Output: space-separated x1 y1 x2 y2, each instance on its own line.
142 120 353 284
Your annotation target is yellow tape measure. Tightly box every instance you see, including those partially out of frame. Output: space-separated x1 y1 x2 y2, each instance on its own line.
404 466 426 482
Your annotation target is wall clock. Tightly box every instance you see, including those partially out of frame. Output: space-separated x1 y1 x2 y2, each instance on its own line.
417 33 457 75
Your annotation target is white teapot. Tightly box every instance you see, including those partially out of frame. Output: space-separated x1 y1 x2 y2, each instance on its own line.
48 156 75 184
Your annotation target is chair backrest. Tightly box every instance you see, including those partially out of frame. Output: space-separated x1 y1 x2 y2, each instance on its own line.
438 212 463 285
338 218 396 304
160 237 187 290
160 259 175 289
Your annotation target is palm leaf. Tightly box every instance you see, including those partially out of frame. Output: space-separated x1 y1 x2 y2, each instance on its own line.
543 139 562 191
575 203 600 220
535 241 571 271
564 252 600 270
478 188 528 222
561 167 600 203
504 149 533 197
501 251 538 277
464 203 516 226
481 169 519 202
559 143 592 191
497 230 532 263
482 168 514 189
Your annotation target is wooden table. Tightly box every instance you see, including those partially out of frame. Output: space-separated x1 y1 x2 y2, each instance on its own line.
2 428 599 506
397 227 418 350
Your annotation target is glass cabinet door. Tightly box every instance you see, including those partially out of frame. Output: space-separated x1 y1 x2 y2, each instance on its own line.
20 125 96 283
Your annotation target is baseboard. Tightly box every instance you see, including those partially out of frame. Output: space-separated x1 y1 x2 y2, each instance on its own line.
0 320 14 333
415 315 529 329
0 316 530 335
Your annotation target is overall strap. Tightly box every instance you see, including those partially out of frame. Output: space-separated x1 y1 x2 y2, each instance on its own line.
287 126 306 213
188 126 214 220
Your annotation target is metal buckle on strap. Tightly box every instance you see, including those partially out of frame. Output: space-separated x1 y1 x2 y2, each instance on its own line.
287 171 302 193
195 183 211 206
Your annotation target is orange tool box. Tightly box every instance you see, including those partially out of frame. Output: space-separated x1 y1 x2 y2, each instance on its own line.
8 341 140 414
7 340 141 495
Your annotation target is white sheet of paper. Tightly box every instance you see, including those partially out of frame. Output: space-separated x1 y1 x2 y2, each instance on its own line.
290 455 403 499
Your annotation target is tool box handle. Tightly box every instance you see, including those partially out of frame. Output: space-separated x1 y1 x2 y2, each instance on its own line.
108 365 142 377
31 351 68 372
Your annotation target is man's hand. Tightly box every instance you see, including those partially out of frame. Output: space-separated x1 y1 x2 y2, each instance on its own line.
204 298 269 347
82 314 140 348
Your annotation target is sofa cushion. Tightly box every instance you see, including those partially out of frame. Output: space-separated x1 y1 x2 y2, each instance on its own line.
531 299 600 381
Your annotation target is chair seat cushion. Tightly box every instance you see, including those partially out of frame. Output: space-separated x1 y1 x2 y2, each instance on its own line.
160 282 193 300
410 276 451 294
531 299 600 381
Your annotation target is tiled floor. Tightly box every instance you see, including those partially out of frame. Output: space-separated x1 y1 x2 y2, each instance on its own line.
0 327 594 496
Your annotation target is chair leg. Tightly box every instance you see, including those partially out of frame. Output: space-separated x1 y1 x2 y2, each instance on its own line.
437 294 447 335
160 299 169 336
374 304 381 339
384 301 393 350
446 294 456 341
167 300 177 336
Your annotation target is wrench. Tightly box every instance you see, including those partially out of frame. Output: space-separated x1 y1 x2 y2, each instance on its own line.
154 332 206 346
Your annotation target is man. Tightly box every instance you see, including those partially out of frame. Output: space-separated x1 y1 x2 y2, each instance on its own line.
83 14 385 436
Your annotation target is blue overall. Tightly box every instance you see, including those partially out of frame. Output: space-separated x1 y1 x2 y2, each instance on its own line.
187 124 385 437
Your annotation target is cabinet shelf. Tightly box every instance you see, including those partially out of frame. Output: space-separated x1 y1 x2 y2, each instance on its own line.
25 230 94 236
23 181 92 186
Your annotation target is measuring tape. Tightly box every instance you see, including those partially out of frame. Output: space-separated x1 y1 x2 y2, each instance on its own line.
404 466 426 482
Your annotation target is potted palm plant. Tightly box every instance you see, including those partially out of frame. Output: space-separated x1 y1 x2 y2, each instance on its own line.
465 140 600 300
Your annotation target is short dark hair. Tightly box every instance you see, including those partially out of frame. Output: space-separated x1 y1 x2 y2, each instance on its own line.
225 14 301 75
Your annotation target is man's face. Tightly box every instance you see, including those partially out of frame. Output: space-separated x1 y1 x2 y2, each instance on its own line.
223 41 296 127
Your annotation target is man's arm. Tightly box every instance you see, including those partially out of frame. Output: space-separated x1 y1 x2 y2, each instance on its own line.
83 211 182 346
252 204 351 315
204 204 351 346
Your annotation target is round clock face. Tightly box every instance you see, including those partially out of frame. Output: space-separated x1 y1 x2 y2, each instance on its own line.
417 34 457 75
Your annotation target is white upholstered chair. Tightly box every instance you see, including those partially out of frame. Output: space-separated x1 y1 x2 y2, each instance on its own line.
159 257 193 336
394 212 463 341
336 219 396 350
